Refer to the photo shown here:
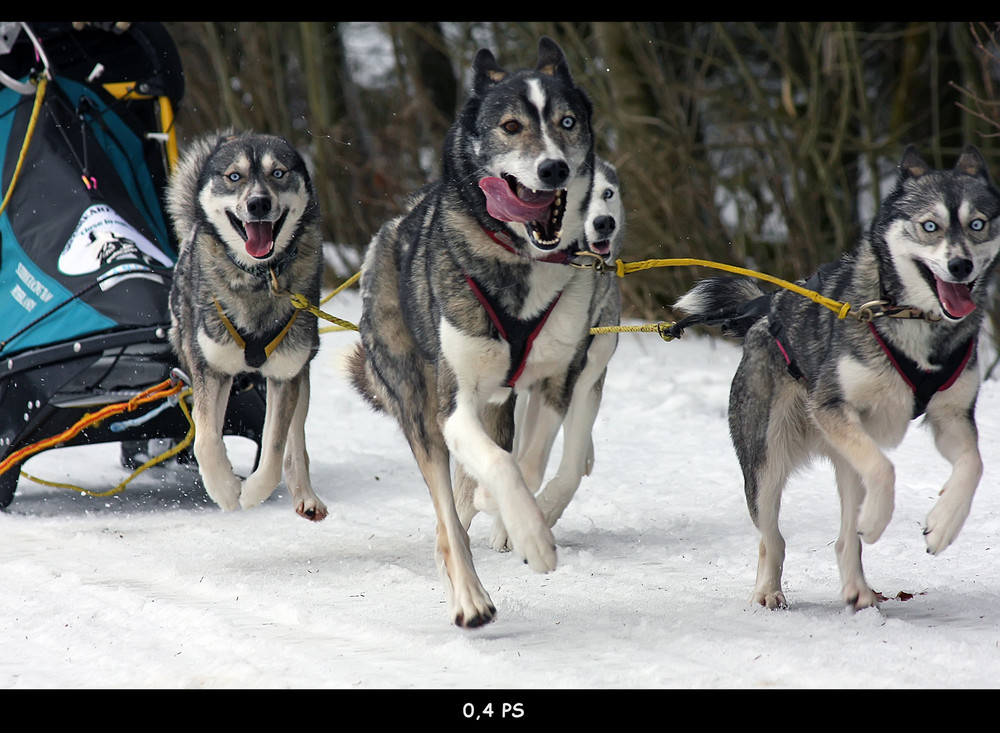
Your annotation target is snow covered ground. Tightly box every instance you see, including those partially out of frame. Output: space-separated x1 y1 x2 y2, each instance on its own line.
3 287 1000 695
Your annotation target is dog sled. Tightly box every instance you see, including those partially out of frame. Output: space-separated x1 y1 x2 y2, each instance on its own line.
0 22 265 508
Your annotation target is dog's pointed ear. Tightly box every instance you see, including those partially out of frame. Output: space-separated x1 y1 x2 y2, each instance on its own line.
473 48 507 93
955 144 991 180
535 36 571 81
899 145 931 180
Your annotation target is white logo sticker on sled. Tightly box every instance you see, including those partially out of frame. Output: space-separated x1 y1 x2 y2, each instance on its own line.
58 204 173 279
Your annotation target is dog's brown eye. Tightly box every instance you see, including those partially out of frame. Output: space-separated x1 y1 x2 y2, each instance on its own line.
501 119 521 134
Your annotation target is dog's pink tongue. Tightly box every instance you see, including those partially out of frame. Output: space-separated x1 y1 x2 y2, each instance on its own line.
936 277 976 318
245 221 274 259
479 177 554 223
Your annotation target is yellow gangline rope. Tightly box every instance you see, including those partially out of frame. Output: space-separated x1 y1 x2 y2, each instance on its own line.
610 257 853 320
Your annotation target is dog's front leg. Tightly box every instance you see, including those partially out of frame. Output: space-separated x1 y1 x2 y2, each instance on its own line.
192 370 240 511
535 368 607 528
283 365 327 521
240 376 299 510
416 438 496 627
444 396 557 573
811 403 895 544
923 403 983 555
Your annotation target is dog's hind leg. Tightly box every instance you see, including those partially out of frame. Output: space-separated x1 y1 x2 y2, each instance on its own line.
192 370 240 511
923 401 983 555
745 457 789 609
240 376 300 510
831 455 878 609
283 366 327 521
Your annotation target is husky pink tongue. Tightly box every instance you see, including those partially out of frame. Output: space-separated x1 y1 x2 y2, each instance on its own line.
479 177 554 223
936 277 976 318
244 221 274 259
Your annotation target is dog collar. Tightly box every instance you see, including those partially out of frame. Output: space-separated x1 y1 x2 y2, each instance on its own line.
213 298 300 369
225 242 299 282
480 224 581 266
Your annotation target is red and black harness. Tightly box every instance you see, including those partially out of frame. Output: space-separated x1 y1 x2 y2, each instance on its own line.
770 318 975 420
464 226 576 388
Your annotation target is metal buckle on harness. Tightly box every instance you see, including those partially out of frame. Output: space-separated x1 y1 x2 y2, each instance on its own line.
569 250 608 273
853 300 888 323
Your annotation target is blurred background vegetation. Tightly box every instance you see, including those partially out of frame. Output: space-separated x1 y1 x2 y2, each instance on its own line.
164 21 1000 326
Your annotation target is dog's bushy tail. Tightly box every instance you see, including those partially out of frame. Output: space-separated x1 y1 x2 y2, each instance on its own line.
673 277 771 338
343 342 385 412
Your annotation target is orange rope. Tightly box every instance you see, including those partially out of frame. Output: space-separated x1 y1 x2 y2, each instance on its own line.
0 377 184 477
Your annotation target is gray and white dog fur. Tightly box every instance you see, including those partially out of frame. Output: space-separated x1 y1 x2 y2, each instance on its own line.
674 145 1000 611
347 37 596 627
503 157 625 547
167 130 326 521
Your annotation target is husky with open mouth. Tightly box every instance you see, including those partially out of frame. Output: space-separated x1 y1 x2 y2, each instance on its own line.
673 145 1000 612
167 130 326 521
496 157 626 549
348 37 597 627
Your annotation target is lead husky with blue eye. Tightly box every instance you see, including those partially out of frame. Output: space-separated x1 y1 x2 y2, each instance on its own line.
674 145 1000 612
167 130 327 522
348 37 597 628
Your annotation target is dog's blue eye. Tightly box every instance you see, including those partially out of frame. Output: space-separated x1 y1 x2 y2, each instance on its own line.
970 218 985 231
561 116 575 129
273 169 284 179
922 221 937 232
602 187 614 200
228 172 241 182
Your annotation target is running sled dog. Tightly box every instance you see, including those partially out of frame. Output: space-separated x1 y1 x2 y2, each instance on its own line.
674 145 1000 610
168 131 327 521
348 38 598 627
504 157 626 548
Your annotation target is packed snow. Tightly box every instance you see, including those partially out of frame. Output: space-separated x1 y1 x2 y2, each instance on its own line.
3 286 1000 693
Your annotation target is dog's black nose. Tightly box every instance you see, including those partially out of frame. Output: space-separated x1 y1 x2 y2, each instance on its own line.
537 158 570 188
246 195 272 219
593 215 616 238
948 257 974 280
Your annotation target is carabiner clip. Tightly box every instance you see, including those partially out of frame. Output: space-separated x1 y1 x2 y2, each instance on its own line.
569 250 608 273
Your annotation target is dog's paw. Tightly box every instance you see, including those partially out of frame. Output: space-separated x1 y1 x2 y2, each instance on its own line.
200 470 241 512
445 571 497 628
239 471 280 510
295 495 328 522
842 582 879 611
510 521 558 573
750 589 787 609
451 593 497 629
488 517 513 552
923 491 972 555
856 490 894 544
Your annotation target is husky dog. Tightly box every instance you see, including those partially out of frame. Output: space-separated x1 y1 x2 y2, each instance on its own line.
167 130 327 521
348 38 596 627
503 157 625 546
674 145 1000 611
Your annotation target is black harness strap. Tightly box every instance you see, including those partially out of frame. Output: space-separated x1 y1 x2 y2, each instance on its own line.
867 323 976 419
768 313 975 419
213 298 299 369
463 272 562 388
